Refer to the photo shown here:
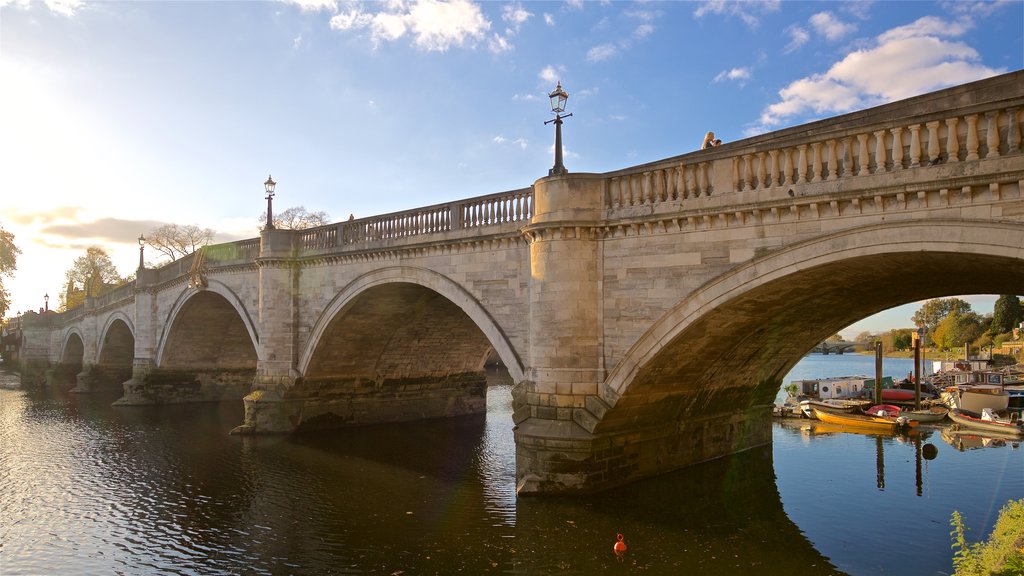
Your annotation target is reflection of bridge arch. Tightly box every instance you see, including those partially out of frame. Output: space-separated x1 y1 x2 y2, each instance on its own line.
600 220 1024 433
300 267 525 383
157 282 259 369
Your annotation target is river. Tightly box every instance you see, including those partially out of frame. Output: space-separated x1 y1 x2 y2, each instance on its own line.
1 354 1020 575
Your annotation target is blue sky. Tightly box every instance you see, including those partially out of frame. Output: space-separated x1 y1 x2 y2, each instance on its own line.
1 0 1021 335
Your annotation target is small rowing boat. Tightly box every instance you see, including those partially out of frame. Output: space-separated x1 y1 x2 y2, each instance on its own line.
899 405 948 423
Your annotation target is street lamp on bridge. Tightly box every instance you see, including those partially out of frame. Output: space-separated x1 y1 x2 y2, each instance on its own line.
44 293 48 312
138 234 146 270
545 82 572 176
264 175 277 231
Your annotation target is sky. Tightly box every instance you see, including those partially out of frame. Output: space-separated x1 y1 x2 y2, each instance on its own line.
1 0 1021 337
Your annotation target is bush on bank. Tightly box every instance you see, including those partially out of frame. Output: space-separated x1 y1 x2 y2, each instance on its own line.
951 499 1024 576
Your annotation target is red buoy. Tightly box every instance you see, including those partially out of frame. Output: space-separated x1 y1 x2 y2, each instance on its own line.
613 533 627 555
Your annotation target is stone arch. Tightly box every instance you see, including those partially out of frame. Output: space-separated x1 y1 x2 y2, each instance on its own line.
97 312 135 367
299 266 525 383
60 329 85 367
157 281 259 368
156 281 259 367
598 219 1024 432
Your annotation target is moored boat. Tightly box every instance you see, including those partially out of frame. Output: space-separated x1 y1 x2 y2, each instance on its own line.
812 408 915 433
947 408 1024 438
799 398 872 419
941 384 1010 413
899 405 949 423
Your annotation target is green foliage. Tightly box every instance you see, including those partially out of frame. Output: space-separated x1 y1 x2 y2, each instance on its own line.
0 226 20 317
951 499 1024 576
933 310 985 351
991 295 1024 336
783 383 798 398
914 298 973 339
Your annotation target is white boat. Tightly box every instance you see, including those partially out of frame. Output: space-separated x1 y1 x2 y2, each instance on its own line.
940 384 1010 413
948 408 1024 438
798 398 872 419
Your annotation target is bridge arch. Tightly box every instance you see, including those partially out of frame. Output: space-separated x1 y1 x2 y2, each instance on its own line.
598 219 1024 432
157 281 259 368
60 329 85 366
97 312 135 367
299 266 525 383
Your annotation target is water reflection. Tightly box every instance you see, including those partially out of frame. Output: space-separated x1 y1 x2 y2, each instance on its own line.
5 365 1022 575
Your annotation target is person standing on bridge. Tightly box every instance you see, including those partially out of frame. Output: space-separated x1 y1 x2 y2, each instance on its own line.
701 131 716 149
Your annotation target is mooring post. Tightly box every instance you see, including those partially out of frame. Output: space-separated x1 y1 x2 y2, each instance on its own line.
874 341 883 405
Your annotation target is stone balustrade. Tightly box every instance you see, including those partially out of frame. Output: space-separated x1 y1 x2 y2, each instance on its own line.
603 76 1022 211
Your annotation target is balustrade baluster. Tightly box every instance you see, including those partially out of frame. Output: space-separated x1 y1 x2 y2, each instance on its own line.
1008 107 1021 153
786 148 798 185
795 145 807 183
756 152 768 189
890 128 904 170
694 164 705 197
841 137 853 177
926 121 941 165
684 165 694 199
811 142 823 183
610 177 621 207
742 154 754 191
827 139 835 179
965 115 980 160
856 133 870 175
768 150 779 187
641 171 652 204
945 118 960 162
908 124 922 167
873 130 887 173
986 111 1001 158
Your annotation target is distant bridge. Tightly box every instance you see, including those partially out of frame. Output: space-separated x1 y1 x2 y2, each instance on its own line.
17 71 1024 494
811 341 861 354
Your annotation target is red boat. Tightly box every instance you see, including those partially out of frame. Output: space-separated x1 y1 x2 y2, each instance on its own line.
880 389 915 401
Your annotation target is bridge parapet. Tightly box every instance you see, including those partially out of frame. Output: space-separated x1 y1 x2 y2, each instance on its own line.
604 71 1022 213
295 187 533 254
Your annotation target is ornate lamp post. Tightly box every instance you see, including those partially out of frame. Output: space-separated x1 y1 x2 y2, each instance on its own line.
138 234 146 270
264 175 277 230
545 82 572 176
44 293 49 312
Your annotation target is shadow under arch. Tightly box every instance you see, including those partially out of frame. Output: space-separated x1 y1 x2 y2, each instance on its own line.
299 266 525 383
97 311 135 365
156 280 260 367
598 219 1024 433
60 328 85 366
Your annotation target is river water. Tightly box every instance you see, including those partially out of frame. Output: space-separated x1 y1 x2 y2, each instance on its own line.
1 355 1020 575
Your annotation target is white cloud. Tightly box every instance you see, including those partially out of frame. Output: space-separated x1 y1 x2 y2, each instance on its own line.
634 23 654 39
693 0 781 28
501 2 532 29
754 15 1004 131
538 65 559 84
809 11 856 41
488 33 513 53
328 0 491 52
279 0 337 12
1 0 83 16
493 135 527 150
543 13 554 26
714 67 752 85
586 43 617 62
784 25 810 53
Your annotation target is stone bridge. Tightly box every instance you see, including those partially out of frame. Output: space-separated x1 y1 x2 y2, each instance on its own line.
18 71 1024 494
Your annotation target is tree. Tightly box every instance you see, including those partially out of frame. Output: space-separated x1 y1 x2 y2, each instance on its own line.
912 298 973 339
932 310 985 351
854 331 876 343
258 206 330 230
146 224 215 262
60 246 124 311
827 333 843 342
990 295 1023 336
0 226 20 317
